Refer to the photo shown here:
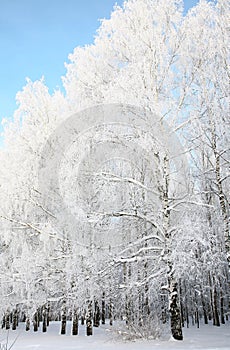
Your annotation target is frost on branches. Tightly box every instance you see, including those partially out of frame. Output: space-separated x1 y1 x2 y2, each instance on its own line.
0 0 229 342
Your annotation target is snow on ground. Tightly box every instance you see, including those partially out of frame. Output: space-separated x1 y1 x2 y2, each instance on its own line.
0 321 229 350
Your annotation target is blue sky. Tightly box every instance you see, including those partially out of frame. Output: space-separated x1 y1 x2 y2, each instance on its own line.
0 0 199 133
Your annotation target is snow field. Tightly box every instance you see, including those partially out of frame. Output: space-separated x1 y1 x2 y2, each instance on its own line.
0 321 229 350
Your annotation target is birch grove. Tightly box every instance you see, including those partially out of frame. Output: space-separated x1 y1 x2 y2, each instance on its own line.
0 0 229 341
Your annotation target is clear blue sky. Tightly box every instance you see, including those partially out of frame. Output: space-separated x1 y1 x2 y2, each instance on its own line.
0 0 199 132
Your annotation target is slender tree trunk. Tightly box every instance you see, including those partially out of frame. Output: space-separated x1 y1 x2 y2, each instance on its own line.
93 300 100 327
220 289 225 324
47 303 50 327
209 273 215 325
60 301 67 335
200 290 208 324
38 307 42 324
213 142 229 257
42 306 47 333
101 292 106 325
213 286 220 327
161 293 167 324
185 305 189 329
125 297 131 325
33 311 38 332
123 262 129 325
81 310 85 325
109 299 113 326
12 309 17 330
219 278 226 324
220 291 225 324
5 312 10 330
16 309 19 327
205 120 229 264
86 301 93 336
194 287 200 328
138 268 144 326
162 155 183 340
179 281 184 328
72 308 78 335
144 281 150 318
2 315 6 329
195 309 200 328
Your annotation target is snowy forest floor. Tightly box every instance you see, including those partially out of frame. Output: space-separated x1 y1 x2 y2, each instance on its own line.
0 321 229 350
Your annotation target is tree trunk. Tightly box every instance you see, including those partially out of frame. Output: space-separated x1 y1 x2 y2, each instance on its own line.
81 311 85 325
209 273 215 325
195 309 200 328
201 290 208 324
169 278 183 340
26 317 30 331
33 311 38 332
60 301 67 335
72 308 78 335
2 315 6 329
93 300 100 327
220 289 225 324
125 296 131 325
179 281 184 328
162 155 183 340
5 312 10 330
101 293 106 325
213 286 220 327
12 309 18 330
42 306 47 333
86 301 93 336
47 303 50 327
109 299 113 326
214 146 229 258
